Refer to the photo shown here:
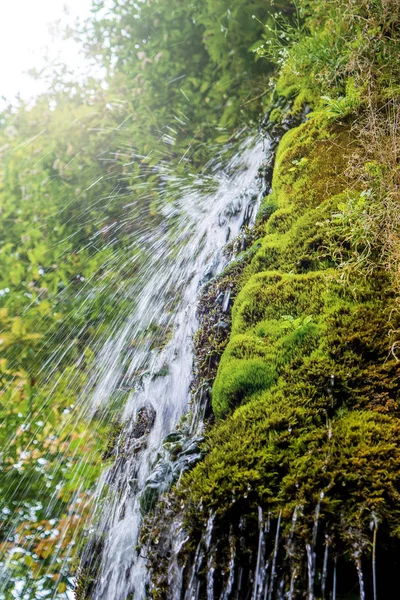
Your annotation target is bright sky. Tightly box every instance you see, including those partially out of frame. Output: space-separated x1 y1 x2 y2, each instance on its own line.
0 0 95 106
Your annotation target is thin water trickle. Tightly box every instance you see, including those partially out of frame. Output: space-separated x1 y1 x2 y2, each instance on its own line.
321 536 329 600
354 554 365 600
252 507 266 600
288 567 297 600
307 491 324 600
206 550 216 600
333 559 337 600
371 514 378 600
268 511 281 600
205 512 216 551
262 562 270 600
82 137 266 600
235 567 244 600
167 517 189 600
312 492 324 548
220 532 236 600
205 512 216 600
286 504 300 600
306 543 314 600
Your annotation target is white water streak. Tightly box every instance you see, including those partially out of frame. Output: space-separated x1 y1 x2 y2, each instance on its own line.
87 137 265 600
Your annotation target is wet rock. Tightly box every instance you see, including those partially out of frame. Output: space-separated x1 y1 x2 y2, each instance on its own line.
132 438 147 455
241 201 255 228
173 452 204 477
180 437 205 457
128 478 138 492
140 484 160 513
140 462 173 512
145 462 172 487
199 267 214 286
133 405 156 439
163 431 182 444
169 444 183 460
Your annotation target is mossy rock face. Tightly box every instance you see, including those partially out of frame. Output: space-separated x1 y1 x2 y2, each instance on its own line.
146 114 400 598
171 405 400 598
183 405 400 532
275 66 319 115
212 355 277 417
232 271 327 335
269 117 355 213
213 272 328 417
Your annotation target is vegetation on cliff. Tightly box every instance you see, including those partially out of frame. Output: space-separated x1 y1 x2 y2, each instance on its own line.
145 1 400 598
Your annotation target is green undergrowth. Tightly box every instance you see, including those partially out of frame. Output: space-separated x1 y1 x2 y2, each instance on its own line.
259 0 400 294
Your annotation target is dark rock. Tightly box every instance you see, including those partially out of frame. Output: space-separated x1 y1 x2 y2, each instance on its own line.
128 478 138 492
133 405 156 439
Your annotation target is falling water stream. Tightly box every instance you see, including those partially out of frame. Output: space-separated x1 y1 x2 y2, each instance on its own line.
80 135 266 600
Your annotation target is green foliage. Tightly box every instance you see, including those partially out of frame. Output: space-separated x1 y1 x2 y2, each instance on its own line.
0 0 291 595
0 95 135 599
79 0 290 161
320 78 362 118
258 0 400 294
257 0 400 106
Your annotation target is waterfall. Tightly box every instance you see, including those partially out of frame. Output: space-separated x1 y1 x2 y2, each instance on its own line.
79 135 266 600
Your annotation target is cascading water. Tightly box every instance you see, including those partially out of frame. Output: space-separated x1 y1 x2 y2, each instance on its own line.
78 135 267 600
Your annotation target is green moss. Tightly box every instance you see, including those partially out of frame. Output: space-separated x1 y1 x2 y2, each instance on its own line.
232 271 327 335
255 196 279 224
291 86 317 114
212 356 277 418
211 270 328 417
264 206 296 233
181 399 400 530
271 118 354 212
275 66 319 113
196 256 400 544
209 116 359 420
268 107 283 124
243 117 356 288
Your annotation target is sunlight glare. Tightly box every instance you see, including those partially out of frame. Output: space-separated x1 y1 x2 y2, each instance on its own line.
0 0 94 105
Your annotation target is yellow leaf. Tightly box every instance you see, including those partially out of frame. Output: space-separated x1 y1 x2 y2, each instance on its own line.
11 319 25 336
